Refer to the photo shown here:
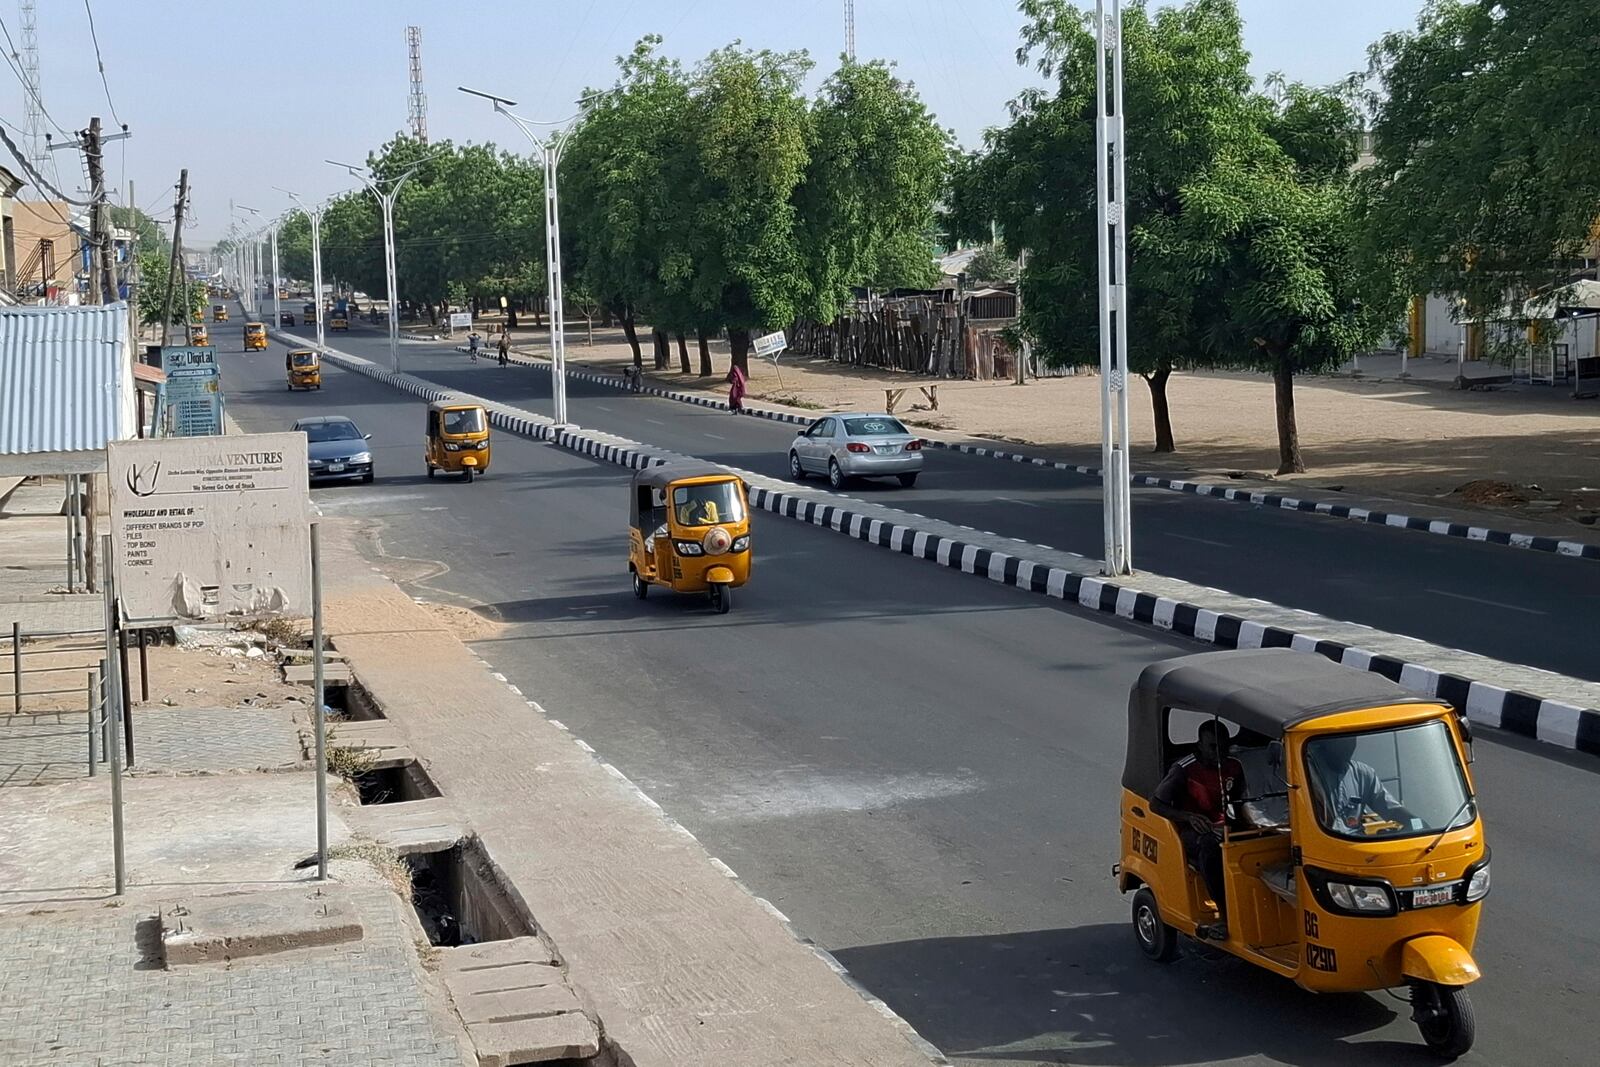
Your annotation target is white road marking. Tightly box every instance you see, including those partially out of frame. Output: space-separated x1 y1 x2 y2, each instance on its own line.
998 497 1041 508
1424 588 1547 616
644 417 665 426
704 432 726 440
1166 532 1231 549
595 405 612 412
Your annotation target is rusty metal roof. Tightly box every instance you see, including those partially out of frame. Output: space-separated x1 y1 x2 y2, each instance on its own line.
0 303 135 463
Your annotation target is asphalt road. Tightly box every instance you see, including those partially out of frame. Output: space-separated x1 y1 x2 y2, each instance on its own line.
285 323 1600 683
218 313 1597 1066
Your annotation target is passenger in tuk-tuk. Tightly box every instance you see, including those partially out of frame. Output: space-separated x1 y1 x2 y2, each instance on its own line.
1149 720 1246 938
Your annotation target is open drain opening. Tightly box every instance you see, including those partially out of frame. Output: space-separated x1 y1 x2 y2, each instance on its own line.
346 760 439 806
407 841 534 947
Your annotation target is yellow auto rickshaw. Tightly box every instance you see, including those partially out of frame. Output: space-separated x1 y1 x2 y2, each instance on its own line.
1117 649 1487 1058
212 304 228 322
303 302 318 324
424 400 490 482
627 462 751 613
329 314 349 332
244 322 268 351
188 323 209 347
286 349 321 390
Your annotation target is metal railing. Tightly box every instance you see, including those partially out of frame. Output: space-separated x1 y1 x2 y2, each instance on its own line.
2 622 146 767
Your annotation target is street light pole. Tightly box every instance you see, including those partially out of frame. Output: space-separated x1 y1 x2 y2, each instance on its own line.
282 190 328 352
269 222 282 330
328 157 437 371
460 86 610 427
1094 0 1133 576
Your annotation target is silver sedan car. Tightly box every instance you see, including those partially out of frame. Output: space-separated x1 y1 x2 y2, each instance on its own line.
789 413 924 489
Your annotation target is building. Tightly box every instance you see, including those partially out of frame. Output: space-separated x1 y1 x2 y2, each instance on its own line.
0 164 24 295
8 199 75 302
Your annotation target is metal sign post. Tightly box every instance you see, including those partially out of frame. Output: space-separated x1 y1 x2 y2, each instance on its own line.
1095 0 1134 576
100 533 126 895
310 523 328 881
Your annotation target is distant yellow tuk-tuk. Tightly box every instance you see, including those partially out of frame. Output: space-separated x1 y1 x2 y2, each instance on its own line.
188 323 210 347
243 322 268 351
286 349 321 391
303 302 318 324
628 462 751 613
1118 649 1488 1058
329 313 349 332
424 400 490 482
212 304 228 322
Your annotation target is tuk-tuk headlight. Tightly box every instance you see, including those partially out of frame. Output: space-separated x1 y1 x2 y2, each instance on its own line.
1464 862 1490 902
443 442 461 452
1327 882 1393 913
730 534 750 553
673 539 704 556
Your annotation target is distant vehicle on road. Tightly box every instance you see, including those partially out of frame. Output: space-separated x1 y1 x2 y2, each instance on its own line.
292 415 374 484
789 413 923 489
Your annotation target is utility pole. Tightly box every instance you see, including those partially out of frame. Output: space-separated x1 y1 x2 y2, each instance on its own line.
161 169 189 346
84 118 116 305
1094 1 1133 575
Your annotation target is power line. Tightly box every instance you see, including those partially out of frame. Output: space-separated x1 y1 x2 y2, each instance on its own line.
81 0 123 126
0 13 69 139
0 122 93 205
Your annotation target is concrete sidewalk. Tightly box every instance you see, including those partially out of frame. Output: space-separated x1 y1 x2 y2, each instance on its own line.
317 521 941 1067
0 480 101 635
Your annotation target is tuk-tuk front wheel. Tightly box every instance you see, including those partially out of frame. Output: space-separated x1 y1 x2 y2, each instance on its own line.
463 467 476 483
710 582 732 614
1412 982 1474 1059
1132 887 1178 963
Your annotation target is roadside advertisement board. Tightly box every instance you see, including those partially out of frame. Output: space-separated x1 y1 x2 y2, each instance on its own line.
449 311 472 329
753 330 788 359
159 345 223 436
108 433 311 623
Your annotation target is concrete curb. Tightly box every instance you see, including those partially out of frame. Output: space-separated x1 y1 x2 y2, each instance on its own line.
286 331 1600 760
432 340 1600 564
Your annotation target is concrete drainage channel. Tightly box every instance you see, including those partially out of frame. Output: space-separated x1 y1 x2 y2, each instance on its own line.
332 680 610 1066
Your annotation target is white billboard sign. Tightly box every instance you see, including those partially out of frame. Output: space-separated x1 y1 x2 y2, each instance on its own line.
753 330 787 358
449 311 472 329
108 433 312 623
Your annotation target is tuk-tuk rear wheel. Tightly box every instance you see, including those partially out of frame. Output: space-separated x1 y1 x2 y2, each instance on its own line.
1132 887 1178 963
632 572 649 599
1413 982 1474 1059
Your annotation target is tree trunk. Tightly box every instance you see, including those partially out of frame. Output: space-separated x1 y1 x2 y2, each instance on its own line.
728 327 751 375
1272 358 1304 474
652 328 670 370
507 304 518 329
585 313 593 346
696 329 713 376
1142 364 1176 453
675 332 690 373
617 305 643 367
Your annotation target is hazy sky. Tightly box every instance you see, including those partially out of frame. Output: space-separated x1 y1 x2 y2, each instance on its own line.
5 1 1425 245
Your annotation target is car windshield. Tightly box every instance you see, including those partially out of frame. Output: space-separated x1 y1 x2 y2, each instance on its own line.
672 481 745 526
1303 720 1473 840
441 408 485 435
843 417 908 437
302 421 360 443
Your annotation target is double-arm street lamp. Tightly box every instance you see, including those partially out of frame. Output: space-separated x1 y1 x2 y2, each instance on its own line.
277 187 328 352
326 155 439 371
1094 0 1134 576
458 85 610 427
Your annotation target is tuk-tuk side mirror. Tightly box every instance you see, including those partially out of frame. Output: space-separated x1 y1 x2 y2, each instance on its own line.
1454 708 1475 762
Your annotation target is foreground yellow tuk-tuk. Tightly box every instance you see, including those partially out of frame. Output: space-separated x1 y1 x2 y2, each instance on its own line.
286 349 321 390
212 304 228 322
244 322 268 351
628 462 751 613
188 323 209 347
424 400 490 482
1117 649 1487 1058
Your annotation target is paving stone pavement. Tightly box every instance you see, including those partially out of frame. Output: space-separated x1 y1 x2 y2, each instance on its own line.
0 705 304 786
0 884 470 1066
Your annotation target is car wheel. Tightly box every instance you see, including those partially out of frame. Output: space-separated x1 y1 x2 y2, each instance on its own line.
897 472 919 488
789 451 806 481
1132 887 1178 963
362 471 375 484
828 459 846 490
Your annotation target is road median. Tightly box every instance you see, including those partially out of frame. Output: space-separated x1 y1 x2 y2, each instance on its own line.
284 329 1600 760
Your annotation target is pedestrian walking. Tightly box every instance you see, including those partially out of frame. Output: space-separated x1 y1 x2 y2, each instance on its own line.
468 330 481 362
497 329 510 367
727 364 747 412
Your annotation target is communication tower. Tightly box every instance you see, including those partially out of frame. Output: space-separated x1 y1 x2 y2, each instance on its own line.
407 26 428 143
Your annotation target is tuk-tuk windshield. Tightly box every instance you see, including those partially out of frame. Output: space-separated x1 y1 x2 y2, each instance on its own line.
1304 720 1473 841
291 352 316 367
441 408 485 435
672 481 744 527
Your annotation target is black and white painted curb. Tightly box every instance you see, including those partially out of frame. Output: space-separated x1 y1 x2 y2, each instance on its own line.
423 339 1600 564
293 332 1600 760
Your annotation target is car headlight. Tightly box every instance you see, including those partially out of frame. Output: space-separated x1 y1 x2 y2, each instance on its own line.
1464 863 1490 902
444 442 460 452
730 535 750 552
1326 881 1394 913
673 539 704 556
350 452 372 464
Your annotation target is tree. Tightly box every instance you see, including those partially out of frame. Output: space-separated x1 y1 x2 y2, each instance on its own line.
111 205 170 261
949 0 1270 453
1361 0 1600 315
276 210 313 282
964 246 1018 284
133 246 203 328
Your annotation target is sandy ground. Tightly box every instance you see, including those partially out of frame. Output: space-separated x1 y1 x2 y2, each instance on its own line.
445 315 1600 525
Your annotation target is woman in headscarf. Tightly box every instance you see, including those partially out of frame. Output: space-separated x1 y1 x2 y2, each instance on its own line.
727 363 747 412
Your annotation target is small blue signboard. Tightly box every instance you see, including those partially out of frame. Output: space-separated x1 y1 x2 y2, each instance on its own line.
158 346 224 437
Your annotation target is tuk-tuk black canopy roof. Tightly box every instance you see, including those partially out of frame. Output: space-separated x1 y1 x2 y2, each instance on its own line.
629 460 731 491
1122 649 1436 797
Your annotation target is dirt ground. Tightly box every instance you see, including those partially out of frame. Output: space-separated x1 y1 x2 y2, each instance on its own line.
419 601 505 642
445 315 1600 526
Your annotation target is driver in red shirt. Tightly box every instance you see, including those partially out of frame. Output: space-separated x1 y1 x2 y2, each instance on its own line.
1150 719 1246 940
